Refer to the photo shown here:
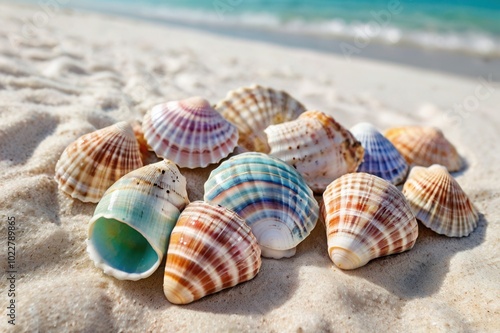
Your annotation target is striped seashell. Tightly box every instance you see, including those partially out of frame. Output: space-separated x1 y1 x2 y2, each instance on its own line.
87 160 190 280
265 110 364 193
350 122 408 185
321 172 418 270
54 121 143 203
142 96 238 169
384 126 462 172
131 120 159 165
402 164 479 237
215 84 306 153
204 152 319 259
163 201 261 304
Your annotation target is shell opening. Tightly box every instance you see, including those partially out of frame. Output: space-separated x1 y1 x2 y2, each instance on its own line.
88 217 159 279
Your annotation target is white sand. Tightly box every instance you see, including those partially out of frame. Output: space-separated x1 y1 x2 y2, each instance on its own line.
0 2 499 332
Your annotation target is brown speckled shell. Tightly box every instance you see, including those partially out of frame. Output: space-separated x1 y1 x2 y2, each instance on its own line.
265 110 364 193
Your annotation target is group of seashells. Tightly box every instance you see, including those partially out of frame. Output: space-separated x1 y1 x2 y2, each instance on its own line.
54 85 479 304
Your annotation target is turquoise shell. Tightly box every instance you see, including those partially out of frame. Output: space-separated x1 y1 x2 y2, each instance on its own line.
87 160 190 280
350 123 409 185
204 152 319 259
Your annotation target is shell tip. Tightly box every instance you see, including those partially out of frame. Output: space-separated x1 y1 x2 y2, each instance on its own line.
329 247 364 270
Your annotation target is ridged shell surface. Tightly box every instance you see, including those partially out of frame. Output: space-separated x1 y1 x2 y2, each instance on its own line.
87 160 190 281
402 164 479 237
265 111 364 193
215 85 306 153
350 122 408 185
321 172 418 270
142 96 238 168
163 201 261 304
54 121 143 203
204 152 319 259
384 126 462 172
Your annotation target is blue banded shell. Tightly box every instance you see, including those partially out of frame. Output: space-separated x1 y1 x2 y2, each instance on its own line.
350 122 409 185
204 152 319 259
87 160 190 280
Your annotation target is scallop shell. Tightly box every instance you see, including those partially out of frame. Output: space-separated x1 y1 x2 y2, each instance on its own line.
54 121 143 203
215 84 306 153
163 201 261 304
264 111 364 193
350 122 408 185
87 160 190 280
142 96 238 168
204 152 319 259
321 172 418 270
402 164 479 237
131 120 159 165
384 126 462 172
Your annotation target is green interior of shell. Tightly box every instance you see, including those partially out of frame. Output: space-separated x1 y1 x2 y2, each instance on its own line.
90 217 159 274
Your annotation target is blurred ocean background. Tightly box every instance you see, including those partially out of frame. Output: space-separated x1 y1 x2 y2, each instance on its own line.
29 0 500 59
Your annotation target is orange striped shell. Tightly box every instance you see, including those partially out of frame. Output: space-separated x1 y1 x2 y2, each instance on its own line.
384 126 462 172
321 173 418 269
402 164 479 237
163 201 261 304
54 121 143 202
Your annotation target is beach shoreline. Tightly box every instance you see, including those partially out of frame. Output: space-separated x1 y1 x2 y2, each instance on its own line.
0 1 499 332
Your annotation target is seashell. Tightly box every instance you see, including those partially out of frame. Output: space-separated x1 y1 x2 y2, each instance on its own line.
204 152 319 259
321 172 418 270
215 84 306 153
264 111 364 193
402 164 479 237
384 126 462 172
87 160 190 280
350 122 408 185
142 96 238 169
163 201 261 304
55 121 143 203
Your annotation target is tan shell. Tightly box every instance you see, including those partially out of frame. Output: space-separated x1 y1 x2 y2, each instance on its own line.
384 126 462 172
215 84 306 153
164 201 261 304
402 164 479 237
265 110 364 193
321 172 418 269
54 121 143 203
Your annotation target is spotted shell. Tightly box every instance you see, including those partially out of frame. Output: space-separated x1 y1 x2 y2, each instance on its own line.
384 126 462 172
264 111 364 193
204 152 319 259
54 121 143 203
215 84 306 153
142 96 238 168
321 172 418 270
402 164 479 237
163 201 261 304
87 160 190 280
350 122 408 185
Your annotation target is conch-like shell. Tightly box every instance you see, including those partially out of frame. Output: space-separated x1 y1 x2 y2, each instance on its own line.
384 126 462 172
321 172 418 269
265 111 364 192
350 122 408 185
163 201 261 304
402 164 479 237
54 121 143 203
215 84 306 153
87 160 190 280
204 152 319 259
142 96 238 168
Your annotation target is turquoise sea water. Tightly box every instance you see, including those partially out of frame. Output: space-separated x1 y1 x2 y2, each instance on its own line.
22 0 500 57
